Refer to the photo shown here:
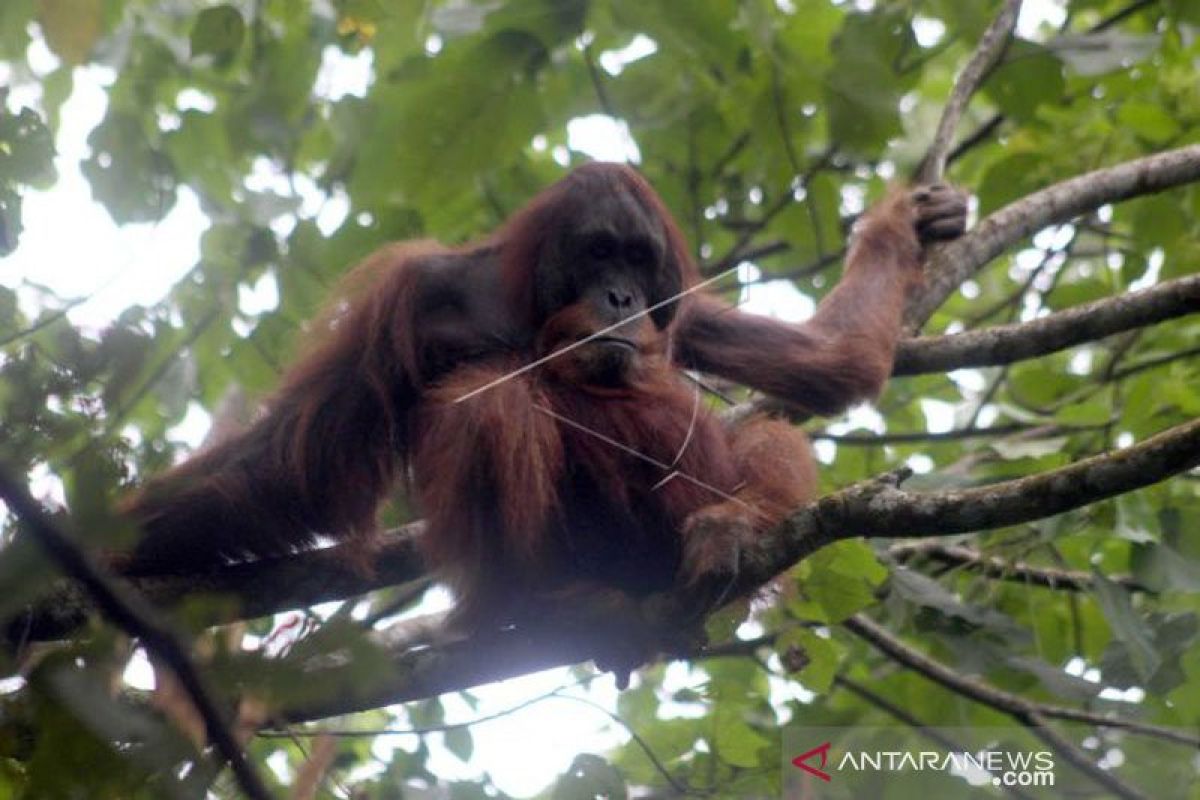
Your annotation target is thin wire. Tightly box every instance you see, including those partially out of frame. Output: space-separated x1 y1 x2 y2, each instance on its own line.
453 262 746 404
533 403 760 516
669 380 703 469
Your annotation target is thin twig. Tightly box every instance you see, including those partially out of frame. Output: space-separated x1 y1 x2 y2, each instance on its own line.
1091 0 1159 31
916 0 1024 184
259 677 593 738
942 0 1159 171
582 43 617 119
834 675 1038 800
845 614 1153 799
0 296 89 347
885 541 1148 592
553 693 691 795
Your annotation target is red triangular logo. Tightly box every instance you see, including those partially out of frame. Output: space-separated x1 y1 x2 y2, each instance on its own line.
791 741 832 782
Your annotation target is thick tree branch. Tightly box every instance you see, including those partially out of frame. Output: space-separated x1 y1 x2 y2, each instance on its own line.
906 144 1200 330
733 270 1197 423
894 273 1200 375
752 418 1199 582
724 151 1200 423
267 419 1198 717
15 523 426 642
24 418 1199 703
0 468 272 800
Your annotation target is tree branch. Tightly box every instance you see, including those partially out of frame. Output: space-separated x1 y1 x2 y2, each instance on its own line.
0 468 272 800
833 675 1039 800
25 416 1199 704
762 418 1199 574
16 523 427 642
916 0 1023 184
942 1 1163 171
811 422 1067 445
906 144 1200 330
267 419 1198 716
894 273 1200 375
844 613 1189 799
885 540 1148 592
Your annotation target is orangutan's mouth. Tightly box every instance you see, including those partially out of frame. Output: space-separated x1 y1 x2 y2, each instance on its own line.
586 335 637 351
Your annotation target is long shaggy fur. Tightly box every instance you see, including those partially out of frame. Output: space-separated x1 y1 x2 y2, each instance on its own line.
122 163 964 635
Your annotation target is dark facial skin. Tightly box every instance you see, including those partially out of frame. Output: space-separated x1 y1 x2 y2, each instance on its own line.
537 213 676 389
576 230 656 326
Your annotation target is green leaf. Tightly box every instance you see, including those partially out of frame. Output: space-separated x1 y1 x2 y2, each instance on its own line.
37 0 102 65
484 0 587 49
713 711 769 768
705 597 750 643
1126 192 1188 249
824 11 915 153
1099 612 1198 693
1115 492 1158 544
163 109 236 204
1054 398 1110 427
39 66 73 130
775 171 842 263
794 541 887 622
0 285 16 332
609 0 740 74
444 726 473 762
0 106 53 251
1131 541 1200 592
976 151 1046 215
227 19 322 151
777 1 844 72
0 107 56 186
354 1 429 72
190 5 246 64
1167 0 1200 23
0 185 22 255
81 112 177 224
0 536 56 623
890 567 1025 636
431 0 493 38
353 30 548 219
1116 101 1182 144
0 0 36 61
1091 570 1160 682
1003 654 1104 703
1008 361 1077 407
984 39 1065 121
552 754 627 800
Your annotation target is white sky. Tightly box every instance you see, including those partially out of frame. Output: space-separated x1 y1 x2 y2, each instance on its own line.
0 2 1069 795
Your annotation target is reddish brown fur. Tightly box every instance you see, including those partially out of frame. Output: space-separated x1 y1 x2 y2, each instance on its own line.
122 163 964 638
